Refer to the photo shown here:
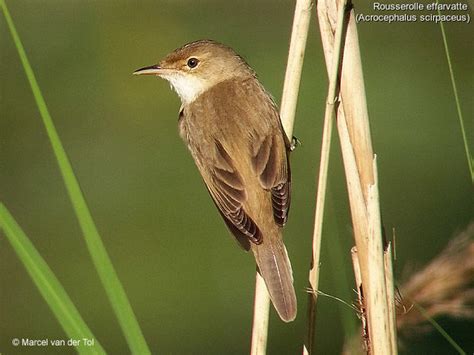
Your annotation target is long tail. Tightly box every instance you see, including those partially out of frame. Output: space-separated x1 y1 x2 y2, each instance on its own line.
252 238 297 322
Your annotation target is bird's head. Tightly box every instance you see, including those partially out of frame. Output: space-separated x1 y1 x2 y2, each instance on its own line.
134 40 253 105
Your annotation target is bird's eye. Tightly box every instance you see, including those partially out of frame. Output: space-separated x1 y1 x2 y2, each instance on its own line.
187 58 199 68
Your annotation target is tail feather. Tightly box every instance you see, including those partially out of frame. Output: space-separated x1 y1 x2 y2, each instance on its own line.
253 238 297 322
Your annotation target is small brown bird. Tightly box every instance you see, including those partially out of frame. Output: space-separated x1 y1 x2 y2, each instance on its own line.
134 40 297 322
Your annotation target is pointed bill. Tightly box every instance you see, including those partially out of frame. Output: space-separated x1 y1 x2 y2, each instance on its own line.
133 64 162 76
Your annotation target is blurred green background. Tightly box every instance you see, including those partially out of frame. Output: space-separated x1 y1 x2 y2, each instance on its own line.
1 1 473 354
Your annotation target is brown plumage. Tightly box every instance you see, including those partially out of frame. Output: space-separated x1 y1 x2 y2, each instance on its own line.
134 40 297 322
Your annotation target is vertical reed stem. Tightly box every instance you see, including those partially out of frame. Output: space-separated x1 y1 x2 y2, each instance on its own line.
304 1 349 354
250 273 271 355
250 0 312 353
317 0 397 353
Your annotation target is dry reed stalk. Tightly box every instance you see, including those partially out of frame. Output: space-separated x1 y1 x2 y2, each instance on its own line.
250 0 312 353
383 244 397 354
317 0 397 353
350 247 369 353
279 0 313 140
304 1 349 353
366 159 397 353
250 273 271 355
347 242 397 354
344 224 474 353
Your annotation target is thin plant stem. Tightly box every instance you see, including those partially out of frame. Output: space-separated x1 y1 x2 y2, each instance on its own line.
383 244 397 355
250 0 312 352
367 157 396 354
250 273 271 355
304 1 349 354
414 303 466 355
280 0 313 141
437 1 473 183
317 0 397 352
0 2 150 353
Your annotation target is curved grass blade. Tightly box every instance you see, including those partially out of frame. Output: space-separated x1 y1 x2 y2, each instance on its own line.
414 303 466 355
0 203 105 354
437 1 474 184
0 2 150 353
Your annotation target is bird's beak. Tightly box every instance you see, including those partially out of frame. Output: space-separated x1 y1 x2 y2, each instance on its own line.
133 64 162 76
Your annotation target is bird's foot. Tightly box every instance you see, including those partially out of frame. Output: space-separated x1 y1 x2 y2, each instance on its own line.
290 136 301 151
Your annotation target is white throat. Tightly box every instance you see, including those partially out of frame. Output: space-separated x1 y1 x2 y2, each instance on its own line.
160 72 208 105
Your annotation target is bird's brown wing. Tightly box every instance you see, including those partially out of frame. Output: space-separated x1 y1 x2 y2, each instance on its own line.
204 140 262 251
251 133 291 226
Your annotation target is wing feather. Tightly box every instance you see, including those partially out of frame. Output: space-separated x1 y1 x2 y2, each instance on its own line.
252 134 291 226
206 140 262 247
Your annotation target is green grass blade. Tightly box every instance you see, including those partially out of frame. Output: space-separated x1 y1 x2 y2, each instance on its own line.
414 303 466 355
0 203 105 354
0 2 150 353
437 1 474 184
